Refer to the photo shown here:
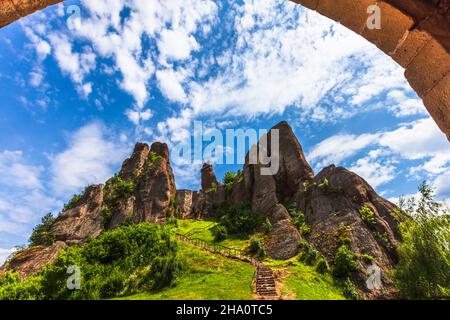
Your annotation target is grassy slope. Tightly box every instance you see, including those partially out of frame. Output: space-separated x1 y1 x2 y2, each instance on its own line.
120 219 345 300
119 242 255 300
267 259 345 300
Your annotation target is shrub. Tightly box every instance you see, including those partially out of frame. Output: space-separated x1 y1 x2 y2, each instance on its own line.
359 205 377 229
150 256 184 290
216 203 262 236
223 170 242 191
135 152 164 183
63 194 83 211
318 178 329 191
336 223 352 246
0 223 182 300
262 218 272 235
394 181 450 299
300 224 311 236
299 240 319 266
212 225 228 242
333 245 358 278
205 182 217 194
342 277 358 300
29 213 56 246
0 272 43 300
316 257 330 274
249 238 266 259
360 254 374 264
287 207 305 229
101 176 135 228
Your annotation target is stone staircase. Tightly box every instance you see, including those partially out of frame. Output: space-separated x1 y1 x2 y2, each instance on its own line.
255 264 278 299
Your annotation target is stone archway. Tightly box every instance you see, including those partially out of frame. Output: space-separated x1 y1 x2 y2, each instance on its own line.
1 0 449 140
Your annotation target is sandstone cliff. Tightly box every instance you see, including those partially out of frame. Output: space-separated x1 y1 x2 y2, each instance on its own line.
1 121 403 298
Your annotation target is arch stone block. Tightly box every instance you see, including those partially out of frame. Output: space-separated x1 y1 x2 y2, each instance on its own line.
405 38 450 97
423 73 450 140
390 29 432 68
361 2 414 54
316 0 375 34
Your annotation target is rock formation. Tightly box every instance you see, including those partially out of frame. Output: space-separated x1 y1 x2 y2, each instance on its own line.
1 141 178 277
1 121 404 298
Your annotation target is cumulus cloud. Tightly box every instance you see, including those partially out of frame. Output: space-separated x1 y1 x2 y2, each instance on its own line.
308 117 450 200
0 151 43 190
49 122 128 195
0 152 60 243
0 248 14 266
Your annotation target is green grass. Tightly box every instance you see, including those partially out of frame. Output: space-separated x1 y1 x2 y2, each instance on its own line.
172 219 265 252
118 242 255 300
119 219 344 301
267 258 345 300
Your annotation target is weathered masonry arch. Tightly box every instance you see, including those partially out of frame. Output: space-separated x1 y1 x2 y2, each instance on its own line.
1 0 449 140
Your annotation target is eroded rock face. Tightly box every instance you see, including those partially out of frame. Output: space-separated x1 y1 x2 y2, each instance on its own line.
133 142 177 223
176 190 193 218
0 241 67 278
50 184 105 245
295 165 402 298
192 164 226 218
201 163 220 191
118 142 149 181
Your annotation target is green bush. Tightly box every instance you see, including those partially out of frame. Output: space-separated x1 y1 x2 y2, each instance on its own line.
333 245 358 278
287 206 305 229
262 218 272 235
205 182 217 194
212 225 228 242
0 272 43 300
299 240 319 266
316 258 330 274
29 213 56 246
359 205 377 229
249 238 266 259
360 254 374 264
223 170 242 191
394 181 450 299
341 277 358 300
63 194 83 211
0 223 182 300
150 256 183 290
216 203 262 236
101 176 135 228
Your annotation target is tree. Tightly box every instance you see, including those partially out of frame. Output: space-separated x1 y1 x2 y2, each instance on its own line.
394 181 450 299
29 213 56 246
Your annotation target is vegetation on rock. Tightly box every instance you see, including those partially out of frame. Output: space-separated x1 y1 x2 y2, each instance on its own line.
29 213 56 246
0 223 182 300
222 170 242 191
394 181 450 299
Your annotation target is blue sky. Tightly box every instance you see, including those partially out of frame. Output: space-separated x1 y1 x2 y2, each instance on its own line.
0 0 449 263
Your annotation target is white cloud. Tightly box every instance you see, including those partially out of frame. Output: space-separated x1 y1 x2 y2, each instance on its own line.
307 133 380 169
29 69 44 87
349 150 396 188
309 117 449 200
386 90 427 117
50 122 128 195
0 151 43 190
156 69 188 103
47 34 96 97
378 118 449 160
125 109 153 125
186 0 415 120
158 29 200 61
0 248 14 266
